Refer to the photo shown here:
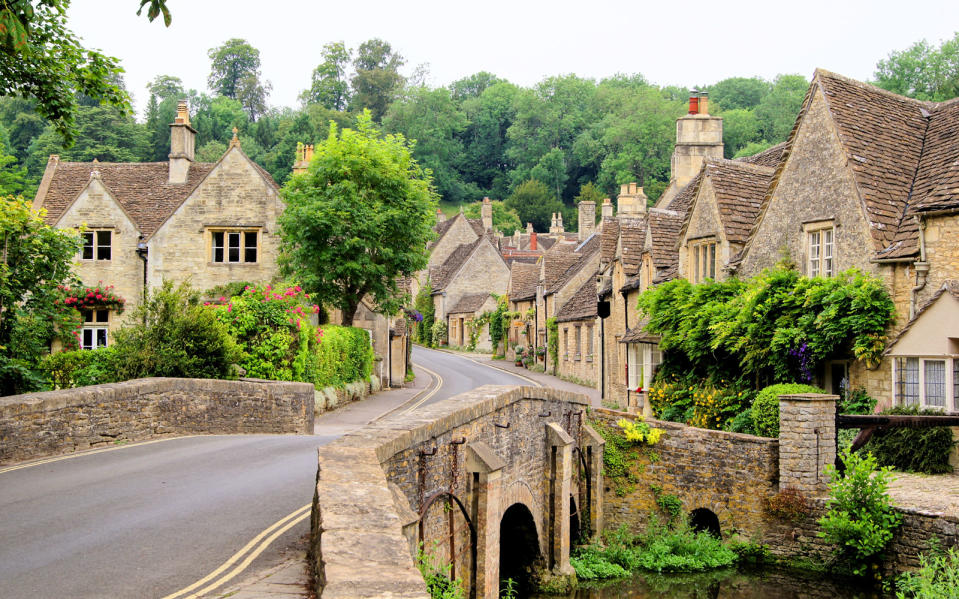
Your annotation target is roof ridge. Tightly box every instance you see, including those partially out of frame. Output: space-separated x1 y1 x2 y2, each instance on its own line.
706 157 776 174
814 68 936 109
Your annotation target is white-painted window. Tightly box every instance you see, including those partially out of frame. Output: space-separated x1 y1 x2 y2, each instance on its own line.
806 224 835 278
894 356 957 411
626 343 662 391
81 230 112 261
81 309 109 350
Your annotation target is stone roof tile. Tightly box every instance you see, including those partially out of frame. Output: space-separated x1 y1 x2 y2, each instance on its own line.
555 278 598 323
509 262 541 301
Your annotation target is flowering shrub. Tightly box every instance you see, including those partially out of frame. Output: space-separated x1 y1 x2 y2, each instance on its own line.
648 376 754 430
57 283 126 312
751 383 824 437
617 417 663 445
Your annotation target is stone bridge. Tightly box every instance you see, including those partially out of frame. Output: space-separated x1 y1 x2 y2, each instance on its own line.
310 385 603 599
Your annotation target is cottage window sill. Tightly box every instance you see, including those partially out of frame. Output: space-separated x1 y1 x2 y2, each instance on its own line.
586 355 593 363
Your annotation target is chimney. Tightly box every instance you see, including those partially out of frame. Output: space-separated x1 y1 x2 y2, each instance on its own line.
530 231 538 251
436 208 447 223
168 100 196 184
688 89 699 115
481 196 493 232
601 198 613 219
699 91 709 115
526 222 533 235
555 212 564 234
292 143 314 176
578 200 596 241
617 182 648 218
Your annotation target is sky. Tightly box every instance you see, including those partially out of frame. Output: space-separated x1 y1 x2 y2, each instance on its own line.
67 0 959 118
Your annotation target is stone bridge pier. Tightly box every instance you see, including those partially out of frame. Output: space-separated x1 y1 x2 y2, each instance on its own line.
310 385 604 599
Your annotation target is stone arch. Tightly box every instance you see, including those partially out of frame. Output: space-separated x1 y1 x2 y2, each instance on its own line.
499 502 541 596
689 507 722 538
676 489 734 535
502 480 545 555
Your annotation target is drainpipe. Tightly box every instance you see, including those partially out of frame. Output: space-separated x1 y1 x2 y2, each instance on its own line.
388 329 394 388
910 215 930 320
600 312 605 401
623 290 629 408
534 286 540 364
135 238 148 324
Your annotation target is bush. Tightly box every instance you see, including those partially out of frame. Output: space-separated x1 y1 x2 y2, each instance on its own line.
865 406 956 474
818 449 902 576
751 383 824 437
39 347 120 389
896 543 959 599
110 280 241 380
431 320 447 345
649 376 754 430
725 410 756 435
315 325 374 388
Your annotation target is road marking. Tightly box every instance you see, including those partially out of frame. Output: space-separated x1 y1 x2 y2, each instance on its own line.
0 436 198 475
426 346 543 387
160 504 311 599
398 363 445 415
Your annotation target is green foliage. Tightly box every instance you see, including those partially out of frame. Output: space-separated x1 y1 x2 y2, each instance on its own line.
840 385 878 415
431 320 448 345
314 325 374 388
350 38 405 121
896 543 959 599
505 179 564 232
570 546 630 580
709 77 771 110
650 485 683 524
212 284 322 383
413 280 435 347
617 416 663 445
207 38 270 120
546 317 559 374
415 543 465 599
647 376 754 430
0 196 80 396
463 199 522 235
818 449 902 576
876 32 959 101
764 487 811 524
751 383 824 438
110 280 240 381
725 409 756 435
865 406 956 474
487 295 508 355
638 267 896 388
278 113 437 325
593 418 661 497
499 577 518 599
38 346 120 389
302 41 352 111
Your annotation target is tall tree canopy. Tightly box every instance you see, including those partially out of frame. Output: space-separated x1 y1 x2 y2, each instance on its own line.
350 38 405 121
875 32 959 101
207 38 271 120
278 113 437 325
303 41 352 111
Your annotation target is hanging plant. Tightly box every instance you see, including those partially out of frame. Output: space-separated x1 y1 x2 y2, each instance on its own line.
57 282 127 313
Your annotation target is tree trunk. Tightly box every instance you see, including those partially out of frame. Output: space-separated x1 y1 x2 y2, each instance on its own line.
340 300 360 326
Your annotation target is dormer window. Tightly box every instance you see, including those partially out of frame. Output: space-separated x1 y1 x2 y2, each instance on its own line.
805 221 835 278
81 230 111 261
210 229 258 263
689 239 716 283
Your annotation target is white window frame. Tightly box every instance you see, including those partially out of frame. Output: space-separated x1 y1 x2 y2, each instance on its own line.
81 309 110 350
210 228 259 264
893 355 958 412
688 239 717 283
626 343 662 391
804 221 835 278
80 229 112 261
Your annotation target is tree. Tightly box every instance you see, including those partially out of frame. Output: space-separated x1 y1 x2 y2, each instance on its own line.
0 0 130 145
0 137 30 197
450 71 503 102
463 199 522 235
207 39 271 120
754 74 808 143
707 77 770 110
302 41 352 111
0 196 81 395
720 108 762 158
350 39 405 121
505 179 564 232
459 81 520 200
875 33 959 101
144 75 184 161
278 112 437 325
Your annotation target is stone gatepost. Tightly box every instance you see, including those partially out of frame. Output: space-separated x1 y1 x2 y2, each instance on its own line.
545 423 574 574
778 393 838 496
580 425 605 541
466 442 506 599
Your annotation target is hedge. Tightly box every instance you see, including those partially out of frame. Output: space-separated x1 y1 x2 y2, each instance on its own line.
315 325 374 388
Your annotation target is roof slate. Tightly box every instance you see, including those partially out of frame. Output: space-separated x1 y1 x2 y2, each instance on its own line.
542 252 581 291
448 293 492 314
700 159 776 245
431 238 483 291
648 209 683 272
600 218 620 264
509 262 541 301
619 217 647 276
555 278 598 323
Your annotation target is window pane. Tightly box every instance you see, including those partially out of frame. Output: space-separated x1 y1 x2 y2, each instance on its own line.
954 359 958 410
809 231 820 277
95 310 109 323
228 232 240 262
244 231 257 263
709 243 716 279
823 229 834 277
82 232 94 260
82 329 93 350
693 246 700 282
83 310 93 323
96 328 108 348
896 357 919 406
925 360 946 407
212 232 224 262
96 231 111 260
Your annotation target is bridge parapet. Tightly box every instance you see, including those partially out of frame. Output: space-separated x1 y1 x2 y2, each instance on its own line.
311 385 601 599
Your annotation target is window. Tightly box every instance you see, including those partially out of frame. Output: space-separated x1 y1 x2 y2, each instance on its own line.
626 343 662 391
563 328 569 360
894 356 957 410
807 225 834 277
211 229 258 263
574 325 582 360
81 309 109 350
689 240 716 283
81 230 112 261
586 325 594 360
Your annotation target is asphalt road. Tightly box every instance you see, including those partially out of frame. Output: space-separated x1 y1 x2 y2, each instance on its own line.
0 348 530 599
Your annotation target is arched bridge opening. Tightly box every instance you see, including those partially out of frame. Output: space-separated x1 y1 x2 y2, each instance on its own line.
499 503 541 596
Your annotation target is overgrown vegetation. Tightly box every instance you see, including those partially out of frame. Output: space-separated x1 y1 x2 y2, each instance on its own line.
750 383 825 437
895 542 959 599
764 487 811 524
592 417 662 497
638 267 895 388
864 406 956 475
546 317 558 374
818 449 902 577
414 279 435 347
415 543 465 599
647 376 755 430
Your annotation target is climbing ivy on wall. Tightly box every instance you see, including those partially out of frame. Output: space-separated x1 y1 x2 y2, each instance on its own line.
488 294 508 356
546 317 558 374
637 266 895 388
414 279 435 347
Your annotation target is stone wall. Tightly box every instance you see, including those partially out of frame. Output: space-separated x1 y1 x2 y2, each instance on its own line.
311 385 599 599
0 377 314 465
557 318 599 386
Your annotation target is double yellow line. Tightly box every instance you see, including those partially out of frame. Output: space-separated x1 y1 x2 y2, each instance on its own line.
0 437 192 475
397 363 444 415
160 503 312 599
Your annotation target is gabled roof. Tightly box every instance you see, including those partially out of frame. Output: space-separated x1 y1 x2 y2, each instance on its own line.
681 159 775 246
903 99 959 217
648 208 683 273
734 142 787 168
430 237 483 291
509 262 541 301
547 235 600 295
555 278 598 323
448 293 493 315
39 160 216 237
884 281 959 353
600 217 620 264
542 252 581 292
619 217 647 276
429 212 484 249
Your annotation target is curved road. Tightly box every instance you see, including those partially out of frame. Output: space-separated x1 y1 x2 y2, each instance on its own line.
0 347 530 599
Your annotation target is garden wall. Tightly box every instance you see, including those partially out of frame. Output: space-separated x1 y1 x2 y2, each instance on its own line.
0 377 314 465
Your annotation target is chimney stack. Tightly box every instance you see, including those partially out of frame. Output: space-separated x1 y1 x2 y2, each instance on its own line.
688 89 699 115
530 231 538 251
601 198 613 219
698 91 709 115
617 182 648 218
168 100 196 184
578 201 596 241
481 196 493 232
292 143 314 176
436 208 447 223
526 222 534 235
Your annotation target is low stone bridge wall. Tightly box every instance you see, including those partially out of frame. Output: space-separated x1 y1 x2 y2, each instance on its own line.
0 377 314 465
311 385 603 599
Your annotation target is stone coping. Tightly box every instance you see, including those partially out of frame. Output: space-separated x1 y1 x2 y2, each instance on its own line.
593 407 780 447
312 384 589 599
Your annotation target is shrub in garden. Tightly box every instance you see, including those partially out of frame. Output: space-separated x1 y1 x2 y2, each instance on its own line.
648 377 754 430
751 383 824 437
111 280 240 381
865 406 956 474
895 543 959 599
39 347 120 389
314 325 374 388
818 449 902 577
